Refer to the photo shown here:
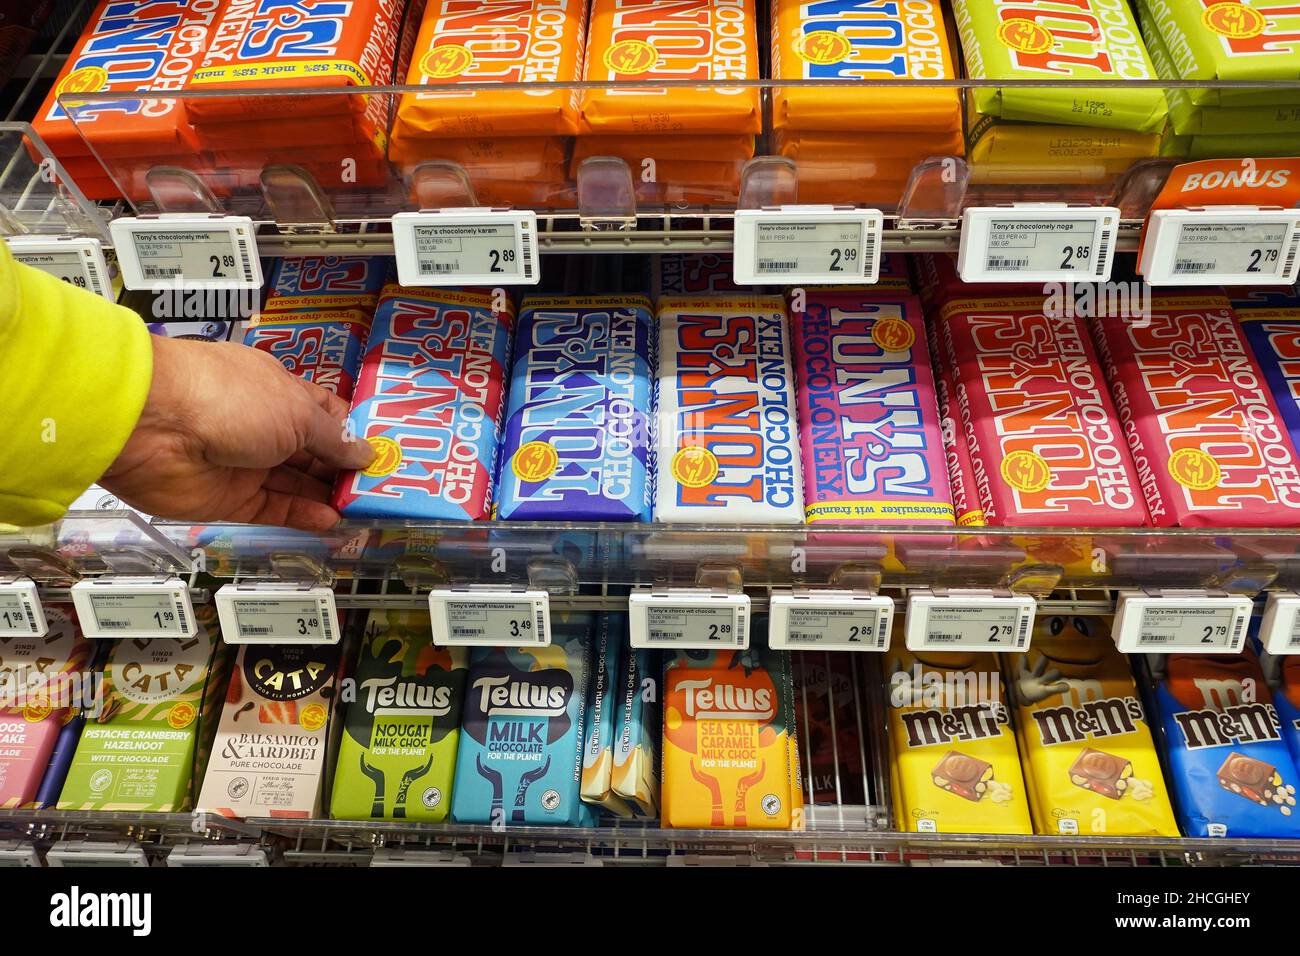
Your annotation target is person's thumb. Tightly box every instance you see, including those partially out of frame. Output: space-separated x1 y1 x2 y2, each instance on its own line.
302 400 376 471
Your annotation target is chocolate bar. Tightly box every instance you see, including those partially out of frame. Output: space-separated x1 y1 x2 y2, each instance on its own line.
1240 309 1300 459
451 613 593 826
243 309 372 400
332 285 513 521
611 646 659 817
263 256 389 310
793 291 954 525
654 253 741 296
931 750 993 802
1068 748 1133 800
581 612 629 816
1217 751 1283 806
655 295 805 524
495 296 654 522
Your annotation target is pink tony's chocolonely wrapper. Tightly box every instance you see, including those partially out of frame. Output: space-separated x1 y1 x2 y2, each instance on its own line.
1091 295 1300 527
927 313 985 527
793 291 953 525
940 296 1149 527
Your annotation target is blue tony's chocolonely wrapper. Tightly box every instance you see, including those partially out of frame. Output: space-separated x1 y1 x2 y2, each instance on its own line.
654 295 805 523
1240 309 1300 453
332 286 513 520
1153 651 1300 838
495 296 654 521
244 309 373 400
452 614 593 826
263 256 391 310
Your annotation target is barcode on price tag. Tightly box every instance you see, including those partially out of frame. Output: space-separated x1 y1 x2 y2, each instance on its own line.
1261 592 1300 655
628 590 750 650
0 579 46 637
1140 207 1300 286
70 577 196 639
393 210 539 287
733 207 882 285
6 237 113 301
769 591 893 651
428 589 550 647
215 584 339 645
905 592 1036 652
958 205 1118 283
109 215 262 291
1112 591 1252 653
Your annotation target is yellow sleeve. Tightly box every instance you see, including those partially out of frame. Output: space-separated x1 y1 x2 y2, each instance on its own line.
0 242 153 527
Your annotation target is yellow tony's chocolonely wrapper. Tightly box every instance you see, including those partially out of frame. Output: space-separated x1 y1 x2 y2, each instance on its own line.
1008 616 1180 836
662 646 800 829
887 640 1033 834
394 0 587 140
580 0 762 135
771 0 963 133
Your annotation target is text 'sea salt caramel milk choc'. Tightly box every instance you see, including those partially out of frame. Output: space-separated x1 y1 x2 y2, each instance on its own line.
662 646 800 829
1092 295 1300 526
580 0 762 135
58 606 228 812
939 295 1149 526
1152 649 1300 837
330 611 466 822
1008 616 1179 836
0 607 93 809
198 643 342 819
452 614 593 826
887 636 1033 834
654 295 805 524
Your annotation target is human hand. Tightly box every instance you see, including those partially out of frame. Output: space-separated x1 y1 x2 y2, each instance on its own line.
100 335 374 531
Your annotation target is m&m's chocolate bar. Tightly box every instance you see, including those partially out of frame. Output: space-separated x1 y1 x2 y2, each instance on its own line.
655 295 805 524
793 291 953 524
332 285 513 521
939 295 1149 526
496 296 654 522
1092 295 1300 526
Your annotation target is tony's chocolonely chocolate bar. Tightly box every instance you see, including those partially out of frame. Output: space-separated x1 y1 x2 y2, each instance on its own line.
330 611 467 822
793 291 953 524
452 613 593 826
333 285 513 520
244 309 373 400
939 295 1149 526
655 295 805 523
1093 295 1300 526
495 296 654 521
1240 308 1300 456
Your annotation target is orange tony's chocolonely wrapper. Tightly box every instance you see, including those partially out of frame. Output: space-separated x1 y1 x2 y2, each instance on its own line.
887 641 1033 834
662 647 801 830
1091 294 1300 527
580 0 762 136
185 0 404 126
388 133 569 167
571 133 756 163
33 0 218 165
939 296 1150 527
395 0 586 138
1008 616 1179 836
771 0 962 133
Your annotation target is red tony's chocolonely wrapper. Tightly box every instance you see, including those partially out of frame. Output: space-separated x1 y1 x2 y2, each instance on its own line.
1093 295 1300 527
940 296 1148 527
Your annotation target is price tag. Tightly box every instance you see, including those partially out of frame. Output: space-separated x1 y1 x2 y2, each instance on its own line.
768 590 892 651
70 577 196 639
628 589 750 650
428 588 550 647
1261 592 1300 655
958 205 1118 283
905 591 1036 652
0 578 46 637
166 845 270 867
1112 591 1252 653
393 209 538 286
0 842 40 867
109 215 262 290
214 583 338 645
733 206 882 285
6 237 113 300
1140 207 1300 286
371 848 473 867
46 841 150 867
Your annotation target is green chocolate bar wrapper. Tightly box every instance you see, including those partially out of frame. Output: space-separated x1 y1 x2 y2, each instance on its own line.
1141 0 1300 105
954 0 1168 132
329 610 466 822
57 606 229 812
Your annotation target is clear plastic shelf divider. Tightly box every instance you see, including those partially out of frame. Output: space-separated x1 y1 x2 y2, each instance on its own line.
410 161 478 209
576 156 636 229
738 156 798 209
896 155 968 227
260 165 338 232
145 166 224 215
